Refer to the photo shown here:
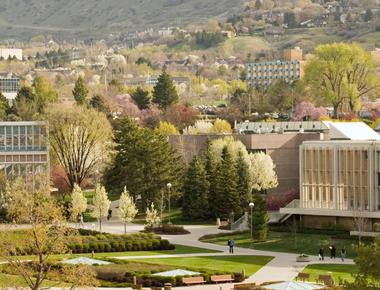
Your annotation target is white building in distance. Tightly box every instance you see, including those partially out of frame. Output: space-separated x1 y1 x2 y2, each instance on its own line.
0 48 23 60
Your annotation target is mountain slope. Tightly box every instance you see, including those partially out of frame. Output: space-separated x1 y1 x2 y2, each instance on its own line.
0 0 244 39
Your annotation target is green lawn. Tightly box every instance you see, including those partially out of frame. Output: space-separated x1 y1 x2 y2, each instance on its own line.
138 255 273 276
133 207 214 225
201 231 366 259
0 273 67 287
302 264 357 284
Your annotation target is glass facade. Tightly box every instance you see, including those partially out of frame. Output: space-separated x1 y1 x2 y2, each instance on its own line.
0 77 20 94
0 122 49 181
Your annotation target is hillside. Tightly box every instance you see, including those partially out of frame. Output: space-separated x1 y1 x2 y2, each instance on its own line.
0 0 244 40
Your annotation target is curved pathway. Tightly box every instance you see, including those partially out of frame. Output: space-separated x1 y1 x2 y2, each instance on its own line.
91 221 354 289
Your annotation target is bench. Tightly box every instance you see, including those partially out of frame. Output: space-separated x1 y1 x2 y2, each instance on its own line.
211 274 234 283
131 285 143 290
317 274 334 286
234 283 256 290
182 276 206 285
296 272 310 281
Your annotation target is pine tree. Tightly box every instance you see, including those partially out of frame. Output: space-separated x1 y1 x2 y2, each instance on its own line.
73 76 89 105
214 146 240 219
103 117 183 209
182 156 209 221
251 191 269 241
131 86 151 110
236 150 251 215
204 141 218 219
89 94 111 117
0 93 10 120
152 71 179 109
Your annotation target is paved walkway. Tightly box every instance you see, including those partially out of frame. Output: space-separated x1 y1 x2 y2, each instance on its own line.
91 221 355 289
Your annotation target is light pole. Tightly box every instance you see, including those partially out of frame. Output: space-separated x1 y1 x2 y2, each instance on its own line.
249 202 255 240
167 183 172 224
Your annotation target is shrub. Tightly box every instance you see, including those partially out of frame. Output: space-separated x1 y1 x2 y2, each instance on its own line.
144 224 190 235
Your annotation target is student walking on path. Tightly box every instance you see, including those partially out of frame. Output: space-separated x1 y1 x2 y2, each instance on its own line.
228 239 235 254
341 247 347 262
318 248 324 261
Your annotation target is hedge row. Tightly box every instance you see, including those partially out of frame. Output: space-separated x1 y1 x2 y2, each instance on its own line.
68 239 174 254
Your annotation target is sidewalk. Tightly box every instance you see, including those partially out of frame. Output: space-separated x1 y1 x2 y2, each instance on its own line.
95 222 355 288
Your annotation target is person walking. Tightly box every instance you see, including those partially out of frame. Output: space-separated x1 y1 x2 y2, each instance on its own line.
341 247 347 262
227 239 235 254
330 244 336 259
318 248 324 261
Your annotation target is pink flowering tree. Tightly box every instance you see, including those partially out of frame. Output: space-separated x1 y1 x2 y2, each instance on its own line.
293 101 328 121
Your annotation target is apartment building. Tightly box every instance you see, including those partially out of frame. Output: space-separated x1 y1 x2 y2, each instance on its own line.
246 47 305 89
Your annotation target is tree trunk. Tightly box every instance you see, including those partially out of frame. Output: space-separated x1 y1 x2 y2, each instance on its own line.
124 223 127 234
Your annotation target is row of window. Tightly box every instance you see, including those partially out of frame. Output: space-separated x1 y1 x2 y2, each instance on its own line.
0 125 48 151
0 78 20 93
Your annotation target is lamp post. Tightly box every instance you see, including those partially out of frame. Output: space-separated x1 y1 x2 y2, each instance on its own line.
249 202 255 240
167 183 172 224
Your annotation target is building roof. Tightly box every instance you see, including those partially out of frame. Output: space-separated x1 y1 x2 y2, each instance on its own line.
236 121 329 134
325 121 380 140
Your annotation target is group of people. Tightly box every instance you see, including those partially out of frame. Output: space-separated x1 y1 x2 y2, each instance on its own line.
318 245 347 261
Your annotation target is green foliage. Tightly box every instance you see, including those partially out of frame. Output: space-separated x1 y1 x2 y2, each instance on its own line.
236 150 251 212
345 237 380 289
0 93 10 120
131 86 151 110
182 156 210 220
89 94 111 117
152 71 179 109
251 192 268 241
72 76 89 105
214 146 241 219
35 49 70 69
33 76 58 109
103 117 183 209
195 30 227 48
284 12 297 28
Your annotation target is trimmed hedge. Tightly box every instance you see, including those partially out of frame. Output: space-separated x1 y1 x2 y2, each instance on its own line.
144 224 190 235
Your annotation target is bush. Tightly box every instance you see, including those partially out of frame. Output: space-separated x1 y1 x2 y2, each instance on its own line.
144 224 190 235
374 223 380 232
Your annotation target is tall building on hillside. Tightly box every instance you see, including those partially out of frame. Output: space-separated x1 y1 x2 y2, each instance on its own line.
0 74 20 103
281 122 380 230
0 122 49 185
246 47 304 89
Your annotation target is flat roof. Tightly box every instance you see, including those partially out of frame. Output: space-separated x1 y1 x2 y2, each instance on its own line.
236 121 329 134
325 121 380 141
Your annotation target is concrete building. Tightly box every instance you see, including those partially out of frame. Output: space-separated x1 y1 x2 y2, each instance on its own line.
0 74 20 103
0 48 22 61
281 122 380 230
169 121 328 195
0 122 49 185
246 47 305 89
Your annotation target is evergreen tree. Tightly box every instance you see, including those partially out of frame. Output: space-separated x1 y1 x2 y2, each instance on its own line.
255 0 261 10
182 156 209 221
236 150 251 215
214 146 240 219
131 87 151 110
364 9 373 22
152 71 179 109
251 192 269 241
89 94 111 117
72 76 89 105
284 12 297 28
204 142 218 219
103 117 183 209
0 93 10 120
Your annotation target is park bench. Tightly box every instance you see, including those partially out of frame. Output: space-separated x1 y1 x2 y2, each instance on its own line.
211 274 234 283
317 274 334 286
131 285 143 290
233 282 256 290
182 276 206 285
296 272 310 281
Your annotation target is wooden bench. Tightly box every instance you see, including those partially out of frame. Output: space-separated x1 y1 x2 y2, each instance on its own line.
131 285 143 290
296 272 310 281
317 274 334 286
211 274 234 283
182 276 206 285
234 283 256 290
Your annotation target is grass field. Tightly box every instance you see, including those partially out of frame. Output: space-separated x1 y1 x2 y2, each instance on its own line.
201 230 367 259
138 255 273 276
302 264 357 284
0 273 68 288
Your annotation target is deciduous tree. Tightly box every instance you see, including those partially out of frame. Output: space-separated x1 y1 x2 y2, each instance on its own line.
155 121 179 136
70 183 87 222
46 105 113 190
92 184 111 232
119 187 138 233
250 151 278 191
145 203 161 227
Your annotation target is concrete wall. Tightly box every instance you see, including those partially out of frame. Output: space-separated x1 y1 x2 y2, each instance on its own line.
168 132 322 196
